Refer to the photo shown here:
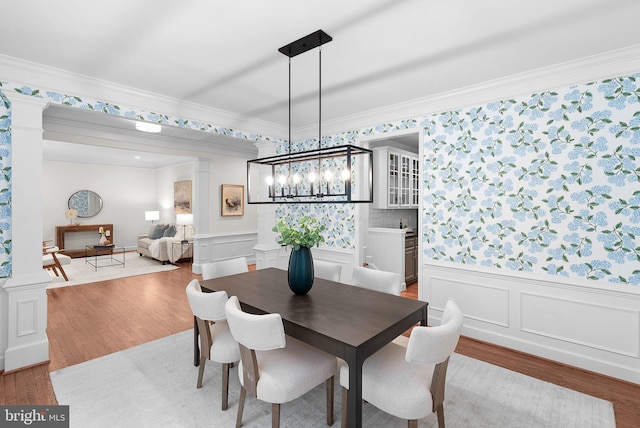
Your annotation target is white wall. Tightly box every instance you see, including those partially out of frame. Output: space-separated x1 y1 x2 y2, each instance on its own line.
43 159 158 250
43 155 260 258
208 154 257 233
156 161 195 224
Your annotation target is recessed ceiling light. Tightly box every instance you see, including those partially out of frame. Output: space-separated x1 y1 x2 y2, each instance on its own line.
135 121 162 133
134 156 141 159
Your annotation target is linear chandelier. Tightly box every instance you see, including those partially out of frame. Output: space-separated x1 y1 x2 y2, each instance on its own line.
247 30 373 204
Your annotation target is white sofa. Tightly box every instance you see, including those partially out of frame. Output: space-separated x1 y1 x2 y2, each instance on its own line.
137 223 194 264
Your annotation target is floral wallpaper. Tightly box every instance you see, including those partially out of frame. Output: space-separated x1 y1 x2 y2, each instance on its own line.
0 92 10 278
422 74 640 285
1 71 639 285
276 74 640 285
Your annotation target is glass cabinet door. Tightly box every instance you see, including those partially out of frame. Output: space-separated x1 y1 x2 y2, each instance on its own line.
400 155 411 206
411 156 420 207
388 152 399 206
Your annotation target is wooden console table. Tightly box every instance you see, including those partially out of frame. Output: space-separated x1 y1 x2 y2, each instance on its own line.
56 224 114 258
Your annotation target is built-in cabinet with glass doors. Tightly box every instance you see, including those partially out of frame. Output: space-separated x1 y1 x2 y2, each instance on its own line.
373 146 419 209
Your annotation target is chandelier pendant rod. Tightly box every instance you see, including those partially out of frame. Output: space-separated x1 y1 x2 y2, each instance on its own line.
288 56 292 193
319 43 322 149
317 43 323 197
247 29 373 204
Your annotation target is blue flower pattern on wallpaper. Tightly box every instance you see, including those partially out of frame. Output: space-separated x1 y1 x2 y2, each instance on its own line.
423 75 640 285
0 89 10 277
1 73 639 285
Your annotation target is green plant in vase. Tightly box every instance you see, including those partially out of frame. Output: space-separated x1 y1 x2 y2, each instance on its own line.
272 216 326 295
273 216 326 249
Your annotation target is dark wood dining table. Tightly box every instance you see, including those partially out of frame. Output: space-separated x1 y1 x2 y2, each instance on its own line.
199 267 428 428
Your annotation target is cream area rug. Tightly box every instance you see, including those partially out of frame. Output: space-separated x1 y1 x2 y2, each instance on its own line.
47 251 178 289
50 331 615 428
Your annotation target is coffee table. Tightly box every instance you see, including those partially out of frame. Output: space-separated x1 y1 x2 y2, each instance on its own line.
84 244 125 271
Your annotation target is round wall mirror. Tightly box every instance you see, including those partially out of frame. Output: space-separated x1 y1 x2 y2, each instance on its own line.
68 190 103 218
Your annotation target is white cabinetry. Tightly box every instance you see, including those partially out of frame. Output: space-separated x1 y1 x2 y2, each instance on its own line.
373 146 419 209
367 228 406 282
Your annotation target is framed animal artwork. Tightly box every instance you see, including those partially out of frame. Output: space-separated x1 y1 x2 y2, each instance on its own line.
221 184 244 216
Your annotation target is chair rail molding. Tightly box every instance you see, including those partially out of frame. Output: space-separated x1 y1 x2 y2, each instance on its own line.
422 261 640 384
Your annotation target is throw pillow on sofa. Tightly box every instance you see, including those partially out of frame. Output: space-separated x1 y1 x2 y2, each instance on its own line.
163 225 177 238
151 223 169 239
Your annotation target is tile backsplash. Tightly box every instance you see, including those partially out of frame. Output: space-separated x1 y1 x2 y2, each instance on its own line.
369 208 418 230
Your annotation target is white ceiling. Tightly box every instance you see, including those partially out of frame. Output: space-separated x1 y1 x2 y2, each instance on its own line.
2 0 640 166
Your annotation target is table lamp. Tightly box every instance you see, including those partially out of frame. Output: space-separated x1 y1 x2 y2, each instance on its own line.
145 211 160 223
176 213 193 243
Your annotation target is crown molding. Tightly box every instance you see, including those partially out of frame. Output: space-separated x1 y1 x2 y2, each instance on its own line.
3 45 640 142
0 54 288 139
296 44 640 139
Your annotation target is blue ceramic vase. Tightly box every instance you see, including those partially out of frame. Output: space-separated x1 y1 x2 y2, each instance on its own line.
288 246 314 295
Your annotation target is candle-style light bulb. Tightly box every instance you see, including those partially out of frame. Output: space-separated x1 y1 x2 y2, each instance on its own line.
266 175 274 197
309 171 317 195
278 175 287 197
325 170 333 195
341 168 351 195
292 173 301 196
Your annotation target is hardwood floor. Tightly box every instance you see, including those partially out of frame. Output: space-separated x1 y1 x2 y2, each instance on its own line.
2 267 639 427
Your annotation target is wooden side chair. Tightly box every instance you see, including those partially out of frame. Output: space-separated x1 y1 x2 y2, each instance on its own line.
339 300 463 428
185 279 240 411
201 257 248 280
350 265 404 295
224 295 337 428
42 240 71 281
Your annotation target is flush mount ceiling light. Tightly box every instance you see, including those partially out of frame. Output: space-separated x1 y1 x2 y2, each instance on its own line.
135 121 162 133
247 30 373 204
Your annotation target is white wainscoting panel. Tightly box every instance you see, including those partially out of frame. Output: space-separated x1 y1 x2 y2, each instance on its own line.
520 292 640 358
430 274 509 327
192 231 257 274
18 298 38 336
2 273 50 372
422 261 640 384
254 244 280 270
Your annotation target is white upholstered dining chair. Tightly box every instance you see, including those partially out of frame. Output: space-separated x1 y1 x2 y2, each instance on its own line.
314 259 343 282
224 295 337 428
339 300 463 428
350 265 404 295
201 256 248 280
185 279 240 411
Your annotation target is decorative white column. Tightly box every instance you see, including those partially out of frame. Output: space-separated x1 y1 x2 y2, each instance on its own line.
191 158 209 273
252 141 282 269
1 92 50 372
